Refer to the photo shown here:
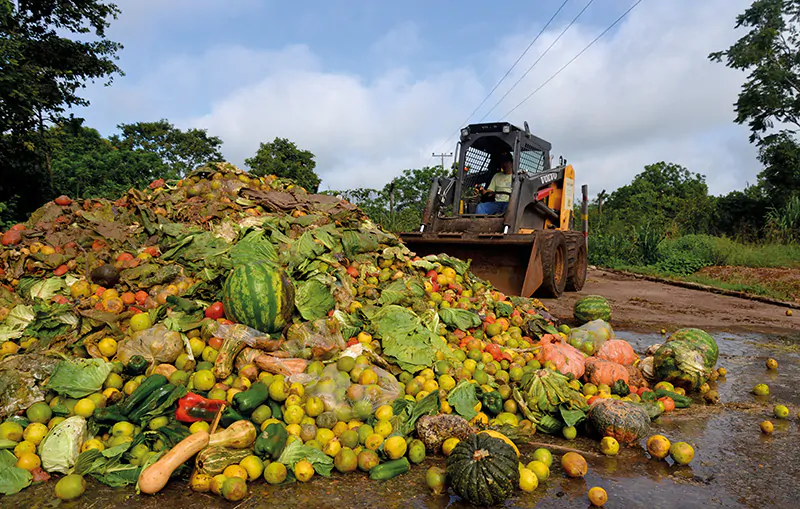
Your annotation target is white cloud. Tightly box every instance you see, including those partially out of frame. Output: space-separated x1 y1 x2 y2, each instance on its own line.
371 21 422 62
84 0 761 197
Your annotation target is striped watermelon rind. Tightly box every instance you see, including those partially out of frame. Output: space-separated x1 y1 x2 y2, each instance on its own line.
666 328 718 369
222 261 295 333
573 295 611 324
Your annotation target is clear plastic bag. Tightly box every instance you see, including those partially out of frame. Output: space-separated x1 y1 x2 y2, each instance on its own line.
116 324 184 365
282 318 345 360
568 319 614 351
300 361 401 418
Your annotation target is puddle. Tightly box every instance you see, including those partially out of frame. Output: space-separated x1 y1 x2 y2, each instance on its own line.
7 329 800 509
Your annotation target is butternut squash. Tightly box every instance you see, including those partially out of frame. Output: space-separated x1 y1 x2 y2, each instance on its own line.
138 430 209 494
208 420 257 449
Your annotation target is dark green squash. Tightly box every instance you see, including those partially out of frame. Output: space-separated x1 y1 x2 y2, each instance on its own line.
588 398 650 446
445 433 519 506
611 379 630 397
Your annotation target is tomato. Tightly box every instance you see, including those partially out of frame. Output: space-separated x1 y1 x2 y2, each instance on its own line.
1 229 22 246
426 270 437 279
54 195 72 206
116 253 134 263
345 266 359 278
134 290 148 305
346 337 359 348
658 396 676 412
53 264 69 276
484 343 503 361
149 178 165 189
91 239 106 251
208 337 224 350
142 246 159 257
204 301 225 320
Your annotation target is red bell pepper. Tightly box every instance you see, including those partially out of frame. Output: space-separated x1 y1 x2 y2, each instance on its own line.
175 392 227 423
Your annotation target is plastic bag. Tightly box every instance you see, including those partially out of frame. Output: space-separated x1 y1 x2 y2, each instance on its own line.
255 355 309 377
567 319 614 351
596 339 638 366
302 362 401 418
538 334 585 379
116 324 184 366
282 318 345 361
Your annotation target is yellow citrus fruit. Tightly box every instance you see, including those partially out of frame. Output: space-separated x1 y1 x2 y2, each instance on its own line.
765 358 778 370
210 474 227 495
190 473 213 492
646 435 671 460
81 439 105 453
98 337 117 357
264 461 288 484
0 421 24 442
384 435 407 460
599 436 619 456
364 433 384 451
23 423 48 446
222 464 248 481
16 452 41 471
190 421 210 434
518 466 539 492
129 312 152 332
774 405 789 419
374 404 393 421
54 474 86 501
14 440 37 457
373 419 393 438
760 420 774 434
531 447 553 467
442 437 460 456
239 455 264 481
73 398 96 418
668 442 695 465
588 486 608 506
294 459 315 482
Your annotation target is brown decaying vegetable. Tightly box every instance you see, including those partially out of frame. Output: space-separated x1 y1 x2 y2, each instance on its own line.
583 357 630 387
255 355 309 376
538 334 585 379
138 431 210 494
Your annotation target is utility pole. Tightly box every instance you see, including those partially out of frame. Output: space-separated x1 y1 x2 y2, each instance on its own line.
432 152 453 171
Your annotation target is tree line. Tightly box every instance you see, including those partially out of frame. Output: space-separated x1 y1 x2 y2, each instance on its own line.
1 0 798 244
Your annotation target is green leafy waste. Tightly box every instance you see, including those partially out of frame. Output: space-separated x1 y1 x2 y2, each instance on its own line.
0 450 32 495
277 439 334 477
46 358 115 398
447 380 480 421
368 305 449 373
438 307 481 331
295 277 336 321
73 441 140 487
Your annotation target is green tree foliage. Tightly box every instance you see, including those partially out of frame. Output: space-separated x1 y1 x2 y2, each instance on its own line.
331 166 451 232
709 0 800 208
111 120 224 178
600 162 715 235
0 0 123 222
49 118 164 199
245 137 321 192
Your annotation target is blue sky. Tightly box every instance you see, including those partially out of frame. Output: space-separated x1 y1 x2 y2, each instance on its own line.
75 0 758 195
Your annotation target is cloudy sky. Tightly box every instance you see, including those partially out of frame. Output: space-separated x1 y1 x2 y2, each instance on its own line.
75 0 758 197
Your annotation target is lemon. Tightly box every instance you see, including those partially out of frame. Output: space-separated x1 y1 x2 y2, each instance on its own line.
588 486 608 507
23 423 48 446
14 440 37 457
518 466 539 492
442 437 460 457
760 420 774 434
600 436 620 456
0 421 24 442
73 398 96 418
264 461 288 484
239 455 264 481
374 404 393 421
283 405 305 425
190 421 210 434
210 474 227 495
646 435 671 460
773 404 789 419
531 447 553 467
55 474 86 501
190 472 212 492
26 402 53 424
81 439 105 452
373 419 393 438
526 460 550 481
129 312 152 332
111 421 135 437
668 441 695 465
222 464 248 481
294 459 314 482
98 337 117 357
16 452 41 471
384 435 407 460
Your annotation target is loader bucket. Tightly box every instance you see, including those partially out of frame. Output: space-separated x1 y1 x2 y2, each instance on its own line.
399 232 544 298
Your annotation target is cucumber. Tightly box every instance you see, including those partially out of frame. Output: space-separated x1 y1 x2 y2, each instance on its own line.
654 389 692 408
369 457 410 480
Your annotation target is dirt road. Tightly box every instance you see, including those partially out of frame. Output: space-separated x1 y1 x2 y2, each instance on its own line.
541 268 797 334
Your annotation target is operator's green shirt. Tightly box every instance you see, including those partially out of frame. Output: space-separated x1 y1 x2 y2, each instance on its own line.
487 173 512 202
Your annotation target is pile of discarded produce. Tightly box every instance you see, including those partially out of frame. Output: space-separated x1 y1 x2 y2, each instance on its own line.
0 163 722 506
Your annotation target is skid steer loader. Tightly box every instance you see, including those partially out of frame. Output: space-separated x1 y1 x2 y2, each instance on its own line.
400 121 588 298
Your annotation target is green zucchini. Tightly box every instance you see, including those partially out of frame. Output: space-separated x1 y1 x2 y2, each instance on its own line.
118 374 168 415
654 389 692 408
369 457 410 480
127 383 176 423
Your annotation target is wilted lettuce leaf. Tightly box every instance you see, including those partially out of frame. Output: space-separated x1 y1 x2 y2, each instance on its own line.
46 358 114 398
378 278 425 306
74 441 140 487
277 439 333 477
370 305 436 373
0 304 34 342
295 279 336 321
438 308 481 331
0 450 32 495
447 381 479 421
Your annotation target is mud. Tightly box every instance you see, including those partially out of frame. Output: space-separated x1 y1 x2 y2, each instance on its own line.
541 268 797 334
7 274 800 508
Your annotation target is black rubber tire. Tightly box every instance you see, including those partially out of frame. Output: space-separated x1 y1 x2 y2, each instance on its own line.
537 231 568 298
566 235 588 292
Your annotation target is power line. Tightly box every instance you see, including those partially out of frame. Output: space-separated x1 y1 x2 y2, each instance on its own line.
455 0 572 129
429 0 572 158
501 0 643 119
478 0 595 123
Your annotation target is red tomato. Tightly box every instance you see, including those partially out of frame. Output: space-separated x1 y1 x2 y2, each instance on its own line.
53 264 69 276
346 337 359 347
658 396 676 412
91 239 106 251
345 266 359 278
484 343 503 361
204 301 225 320
54 195 72 206
134 290 148 305
116 252 134 263
208 336 224 350
426 270 438 279
1 229 22 246
142 246 160 257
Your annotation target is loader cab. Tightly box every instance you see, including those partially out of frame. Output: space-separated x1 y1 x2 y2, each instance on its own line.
417 121 573 234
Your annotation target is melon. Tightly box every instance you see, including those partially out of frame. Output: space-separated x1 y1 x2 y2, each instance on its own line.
666 328 718 369
574 295 612 324
222 262 295 333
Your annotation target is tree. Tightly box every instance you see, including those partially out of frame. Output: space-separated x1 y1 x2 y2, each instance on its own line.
602 162 715 235
49 118 165 199
0 0 123 221
710 0 800 208
245 138 321 192
111 120 224 178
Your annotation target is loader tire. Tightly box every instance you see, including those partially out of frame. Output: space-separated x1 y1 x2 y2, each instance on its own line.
538 231 568 298
565 234 587 292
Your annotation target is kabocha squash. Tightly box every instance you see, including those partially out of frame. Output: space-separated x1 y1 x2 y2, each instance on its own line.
573 295 612 324
222 261 295 334
446 433 519 506
588 399 650 446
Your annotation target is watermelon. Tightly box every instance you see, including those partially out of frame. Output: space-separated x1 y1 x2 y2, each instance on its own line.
222 262 295 333
573 295 611 324
652 339 710 391
666 328 718 369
